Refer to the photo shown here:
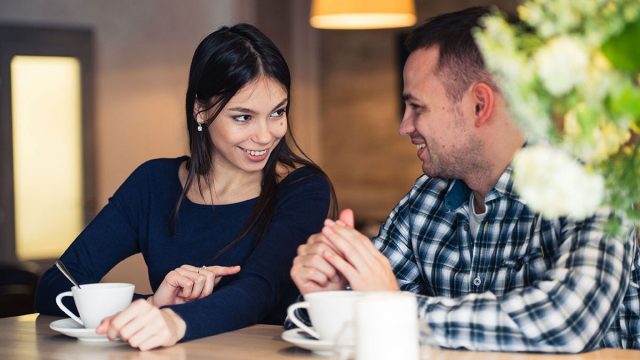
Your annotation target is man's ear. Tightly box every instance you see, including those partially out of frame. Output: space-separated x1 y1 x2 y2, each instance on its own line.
471 82 494 127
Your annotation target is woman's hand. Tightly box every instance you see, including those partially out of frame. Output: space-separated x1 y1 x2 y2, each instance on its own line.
96 299 186 351
150 264 241 307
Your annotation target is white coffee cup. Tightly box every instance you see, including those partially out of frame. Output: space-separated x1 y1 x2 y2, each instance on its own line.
55 283 135 328
353 292 419 360
287 291 362 342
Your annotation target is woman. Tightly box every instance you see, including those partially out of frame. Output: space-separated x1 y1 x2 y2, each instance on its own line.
35 23 335 350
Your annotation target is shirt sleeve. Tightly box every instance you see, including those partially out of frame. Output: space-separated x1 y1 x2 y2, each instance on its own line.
421 210 635 353
166 169 330 341
34 163 150 316
373 180 427 294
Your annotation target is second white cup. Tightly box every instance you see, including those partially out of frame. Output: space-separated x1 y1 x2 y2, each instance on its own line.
353 292 419 360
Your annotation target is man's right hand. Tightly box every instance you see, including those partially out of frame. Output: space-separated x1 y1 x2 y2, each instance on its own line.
290 209 355 294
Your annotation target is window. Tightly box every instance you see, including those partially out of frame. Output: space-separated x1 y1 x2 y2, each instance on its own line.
0 25 95 262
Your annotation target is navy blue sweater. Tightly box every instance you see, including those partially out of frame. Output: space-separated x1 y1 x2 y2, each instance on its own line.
35 157 330 341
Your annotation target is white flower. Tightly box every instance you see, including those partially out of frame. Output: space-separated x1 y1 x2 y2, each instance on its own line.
512 145 604 220
583 51 615 103
535 36 589 96
475 15 550 141
475 16 525 81
476 1 640 227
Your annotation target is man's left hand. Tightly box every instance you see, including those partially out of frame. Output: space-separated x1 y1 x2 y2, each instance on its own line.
321 217 399 291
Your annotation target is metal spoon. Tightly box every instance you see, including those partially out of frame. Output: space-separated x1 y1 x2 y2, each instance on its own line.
55 260 82 289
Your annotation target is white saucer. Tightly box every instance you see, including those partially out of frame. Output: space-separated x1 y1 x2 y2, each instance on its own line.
49 318 109 342
282 328 335 356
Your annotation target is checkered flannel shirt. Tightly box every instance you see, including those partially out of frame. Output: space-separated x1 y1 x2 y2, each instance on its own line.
376 166 639 352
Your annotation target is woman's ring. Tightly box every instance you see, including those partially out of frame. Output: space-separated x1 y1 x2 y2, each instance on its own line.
198 265 206 274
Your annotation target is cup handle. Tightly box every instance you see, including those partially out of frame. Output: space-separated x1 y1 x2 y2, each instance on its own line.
286 301 320 339
55 291 83 326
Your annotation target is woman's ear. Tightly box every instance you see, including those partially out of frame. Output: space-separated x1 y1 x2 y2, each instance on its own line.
193 102 207 126
471 82 494 127
193 102 202 121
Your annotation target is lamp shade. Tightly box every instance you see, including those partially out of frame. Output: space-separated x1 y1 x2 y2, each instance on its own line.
310 0 417 30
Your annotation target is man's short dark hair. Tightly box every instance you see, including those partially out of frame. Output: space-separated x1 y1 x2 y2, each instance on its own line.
406 6 496 102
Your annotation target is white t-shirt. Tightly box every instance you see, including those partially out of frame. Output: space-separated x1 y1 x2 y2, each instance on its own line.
468 193 487 239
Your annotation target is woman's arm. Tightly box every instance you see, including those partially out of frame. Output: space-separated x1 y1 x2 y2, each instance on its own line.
34 161 152 315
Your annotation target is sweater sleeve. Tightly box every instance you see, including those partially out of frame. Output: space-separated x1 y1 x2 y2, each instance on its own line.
166 168 330 341
34 162 151 316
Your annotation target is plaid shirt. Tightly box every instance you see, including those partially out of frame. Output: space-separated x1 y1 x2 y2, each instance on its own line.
375 166 639 352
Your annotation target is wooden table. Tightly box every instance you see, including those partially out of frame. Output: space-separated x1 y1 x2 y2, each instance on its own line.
1 314 639 359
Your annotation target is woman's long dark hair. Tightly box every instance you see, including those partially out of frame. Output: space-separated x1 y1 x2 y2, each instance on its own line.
170 23 337 257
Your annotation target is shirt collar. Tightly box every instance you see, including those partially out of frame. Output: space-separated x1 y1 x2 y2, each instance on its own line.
443 165 518 211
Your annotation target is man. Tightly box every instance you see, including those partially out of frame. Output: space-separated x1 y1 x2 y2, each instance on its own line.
290 7 639 352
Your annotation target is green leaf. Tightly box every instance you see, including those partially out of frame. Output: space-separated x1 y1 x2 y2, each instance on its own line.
603 16 640 73
609 83 640 119
576 104 600 133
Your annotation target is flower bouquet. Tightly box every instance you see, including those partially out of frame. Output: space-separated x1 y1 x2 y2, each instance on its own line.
475 0 640 231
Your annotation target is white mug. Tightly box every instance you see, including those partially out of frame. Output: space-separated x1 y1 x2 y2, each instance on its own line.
55 283 135 328
354 292 419 360
287 291 362 342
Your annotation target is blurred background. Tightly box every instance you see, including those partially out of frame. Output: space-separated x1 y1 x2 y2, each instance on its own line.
0 0 515 315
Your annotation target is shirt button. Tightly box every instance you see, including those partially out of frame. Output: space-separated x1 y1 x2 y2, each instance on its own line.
473 276 482 287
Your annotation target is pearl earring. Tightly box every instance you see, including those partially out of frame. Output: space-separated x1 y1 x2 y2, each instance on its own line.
197 123 203 132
